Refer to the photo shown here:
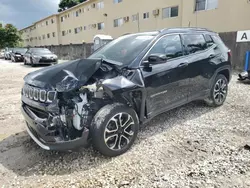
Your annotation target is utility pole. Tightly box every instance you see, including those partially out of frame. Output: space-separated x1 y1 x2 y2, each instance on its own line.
137 12 140 32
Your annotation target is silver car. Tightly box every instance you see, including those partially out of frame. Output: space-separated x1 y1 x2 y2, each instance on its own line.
23 48 58 67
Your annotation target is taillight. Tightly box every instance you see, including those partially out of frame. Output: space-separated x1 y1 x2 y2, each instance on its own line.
228 50 232 57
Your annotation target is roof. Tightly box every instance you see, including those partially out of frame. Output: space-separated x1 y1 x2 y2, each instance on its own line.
160 27 216 34
19 25 34 31
93 35 113 40
34 14 57 24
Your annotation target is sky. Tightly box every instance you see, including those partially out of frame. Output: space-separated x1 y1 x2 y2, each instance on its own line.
0 0 60 29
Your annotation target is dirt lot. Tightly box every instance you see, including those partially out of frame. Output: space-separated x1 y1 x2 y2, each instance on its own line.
0 59 249 188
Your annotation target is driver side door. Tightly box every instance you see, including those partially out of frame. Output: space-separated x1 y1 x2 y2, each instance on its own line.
141 34 190 118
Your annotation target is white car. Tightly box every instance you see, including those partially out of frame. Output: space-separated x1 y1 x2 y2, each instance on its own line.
0 50 5 58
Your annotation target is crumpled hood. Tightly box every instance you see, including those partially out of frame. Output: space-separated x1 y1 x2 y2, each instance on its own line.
24 58 102 90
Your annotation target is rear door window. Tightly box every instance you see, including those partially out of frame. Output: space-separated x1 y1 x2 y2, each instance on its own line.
182 34 207 54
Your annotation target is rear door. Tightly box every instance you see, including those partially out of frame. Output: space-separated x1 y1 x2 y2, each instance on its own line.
181 33 217 101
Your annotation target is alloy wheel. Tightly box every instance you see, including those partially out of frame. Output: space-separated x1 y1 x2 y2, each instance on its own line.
213 78 227 104
104 112 135 151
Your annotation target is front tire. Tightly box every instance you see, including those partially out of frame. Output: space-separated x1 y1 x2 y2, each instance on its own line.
30 58 35 67
205 74 228 107
90 103 139 157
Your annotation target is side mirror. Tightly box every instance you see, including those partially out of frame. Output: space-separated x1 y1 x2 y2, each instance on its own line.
146 54 167 65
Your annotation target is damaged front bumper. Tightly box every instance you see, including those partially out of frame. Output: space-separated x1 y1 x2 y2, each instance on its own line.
238 71 250 81
21 103 89 151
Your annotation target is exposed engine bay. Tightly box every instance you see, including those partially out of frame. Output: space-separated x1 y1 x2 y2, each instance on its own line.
22 59 144 144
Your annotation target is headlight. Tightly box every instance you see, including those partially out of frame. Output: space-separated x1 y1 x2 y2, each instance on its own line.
33 55 41 59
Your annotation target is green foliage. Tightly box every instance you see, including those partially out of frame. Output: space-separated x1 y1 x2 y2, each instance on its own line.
0 23 22 48
58 0 87 12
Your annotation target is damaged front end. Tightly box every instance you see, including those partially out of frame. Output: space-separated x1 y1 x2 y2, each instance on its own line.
21 58 144 151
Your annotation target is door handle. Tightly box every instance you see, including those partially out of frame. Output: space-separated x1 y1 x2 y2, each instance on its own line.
209 54 216 58
178 62 188 68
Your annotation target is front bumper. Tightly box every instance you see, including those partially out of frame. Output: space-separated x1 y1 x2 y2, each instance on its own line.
238 71 250 81
14 56 24 62
21 103 89 151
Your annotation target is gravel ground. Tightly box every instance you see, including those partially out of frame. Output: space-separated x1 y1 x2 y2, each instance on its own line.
0 59 249 188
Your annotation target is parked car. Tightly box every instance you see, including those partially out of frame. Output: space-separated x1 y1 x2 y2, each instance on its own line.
21 28 232 157
0 49 5 58
11 48 27 62
4 48 13 60
23 48 58 66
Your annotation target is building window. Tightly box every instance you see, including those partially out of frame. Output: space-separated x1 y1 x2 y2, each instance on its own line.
61 16 65 22
162 6 179 19
97 1 104 9
47 33 50 38
97 22 105 30
39 36 41 40
79 9 82 13
68 29 71 34
132 14 138 22
51 19 54 24
74 27 82 34
42 35 45 39
46 21 48 26
195 0 218 11
114 0 122 4
52 32 56 37
62 31 66 36
143 12 149 19
76 11 79 17
114 18 123 27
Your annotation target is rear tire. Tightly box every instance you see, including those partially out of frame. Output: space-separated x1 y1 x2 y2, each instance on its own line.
204 74 228 107
90 103 139 157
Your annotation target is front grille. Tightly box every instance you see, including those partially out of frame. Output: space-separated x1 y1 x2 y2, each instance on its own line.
26 105 49 119
23 84 57 103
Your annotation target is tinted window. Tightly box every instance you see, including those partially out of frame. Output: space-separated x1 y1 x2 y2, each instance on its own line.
89 34 156 66
182 34 207 54
31 48 52 54
148 35 183 60
204 34 214 47
211 35 228 52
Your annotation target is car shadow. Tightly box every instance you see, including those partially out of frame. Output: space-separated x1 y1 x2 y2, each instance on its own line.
19 63 51 69
237 80 250 85
0 101 214 177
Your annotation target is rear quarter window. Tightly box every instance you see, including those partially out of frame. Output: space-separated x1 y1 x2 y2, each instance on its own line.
211 35 228 52
204 34 214 47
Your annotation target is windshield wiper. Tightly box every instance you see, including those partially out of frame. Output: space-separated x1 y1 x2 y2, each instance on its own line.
101 58 123 66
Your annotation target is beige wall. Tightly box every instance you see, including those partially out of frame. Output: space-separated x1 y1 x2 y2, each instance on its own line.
182 0 250 32
20 0 250 46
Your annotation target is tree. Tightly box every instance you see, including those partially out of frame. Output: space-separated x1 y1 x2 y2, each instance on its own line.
58 0 87 12
0 23 22 48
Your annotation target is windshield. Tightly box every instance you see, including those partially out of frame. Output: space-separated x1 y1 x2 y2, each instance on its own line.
15 48 27 53
89 34 156 66
32 48 52 54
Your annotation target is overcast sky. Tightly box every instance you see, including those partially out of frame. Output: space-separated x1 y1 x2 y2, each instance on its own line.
0 0 60 29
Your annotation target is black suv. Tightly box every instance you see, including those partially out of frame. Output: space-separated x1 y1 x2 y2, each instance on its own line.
21 28 231 157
